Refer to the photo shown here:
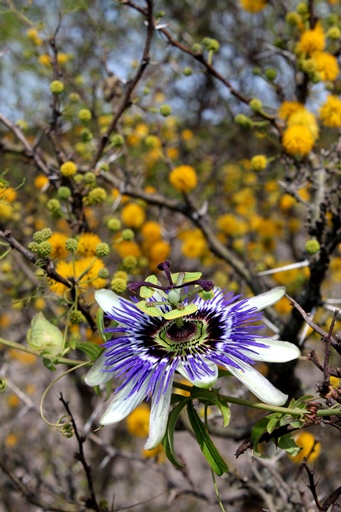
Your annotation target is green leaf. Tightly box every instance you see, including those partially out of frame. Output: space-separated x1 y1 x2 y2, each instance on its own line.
140 275 158 298
171 271 202 283
76 341 103 361
187 401 228 476
135 301 162 317
162 398 188 469
163 303 198 319
278 433 301 457
266 414 282 434
250 417 270 456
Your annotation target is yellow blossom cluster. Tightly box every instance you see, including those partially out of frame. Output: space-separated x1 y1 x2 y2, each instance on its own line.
279 102 318 157
239 0 267 13
319 95 341 128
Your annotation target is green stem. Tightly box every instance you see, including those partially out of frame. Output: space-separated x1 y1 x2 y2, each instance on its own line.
205 404 226 512
172 382 341 417
0 337 86 367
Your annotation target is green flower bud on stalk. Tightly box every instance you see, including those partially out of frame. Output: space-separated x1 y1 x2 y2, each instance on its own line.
57 186 72 200
95 243 110 257
111 277 127 293
50 80 64 94
65 238 78 252
107 218 122 231
121 229 134 241
305 239 320 254
27 312 64 355
33 228 53 243
36 241 52 258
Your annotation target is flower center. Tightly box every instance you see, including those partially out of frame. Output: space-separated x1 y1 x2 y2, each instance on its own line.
166 321 197 342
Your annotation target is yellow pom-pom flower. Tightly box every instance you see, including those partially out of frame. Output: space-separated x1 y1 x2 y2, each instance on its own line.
282 125 315 157
239 0 267 13
60 161 77 177
77 233 102 256
289 431 321 464
149 240 171 262
141 221 162 242
49 232 69 259
121 203 146 229
296 24 325 55
311 51 339 81
250 154 268 171
287 108 319 141
277 101 304 121
320 95 341 127
126 404 150 437
169 165 197 193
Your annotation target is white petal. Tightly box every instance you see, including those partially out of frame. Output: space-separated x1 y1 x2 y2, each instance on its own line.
177 359 218 388
144 383 173 450
85 353 113 386
227 357 288 405
239 287 286 312
95 289 126 315
240 338 301 363
100 378 150 425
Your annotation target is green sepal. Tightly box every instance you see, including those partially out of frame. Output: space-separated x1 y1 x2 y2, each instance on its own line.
187 401 229 476
163 303 198 319
162 398 189 469
76 341 103 362
42 357 57 371
190 387 230 427
140 275 158 298
96 308 106 342
171 271 202 283
136 301 162 317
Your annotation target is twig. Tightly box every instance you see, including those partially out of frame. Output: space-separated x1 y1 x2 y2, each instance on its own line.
59 394 101 512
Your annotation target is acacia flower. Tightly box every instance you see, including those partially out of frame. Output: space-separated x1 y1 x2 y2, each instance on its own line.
86 264 300 449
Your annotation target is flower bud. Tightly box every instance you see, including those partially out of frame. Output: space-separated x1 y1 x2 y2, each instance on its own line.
27 312 64 355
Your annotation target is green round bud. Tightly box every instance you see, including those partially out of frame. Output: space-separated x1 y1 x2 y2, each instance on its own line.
183 67 193 76
144 135 159 148
69 310 85 324
50 80 64 94
65 238 78 252
234 114 253 129
191 43 202 54
143 86 150 95
68 92 80 103
249 98 263 112
285 12 301 26
305 239 320 255
0 377 8 393
98 268 109 279
122 255 137 270
35 268 46 278
202 37 220 52
95 242 110 257
111 277 127 293
27 312 63 355
80 128 93 142
84 187 107 205
264 68 277 81
78 108 92 122
84 172 97 186
310 72 321 84
28 241 39 253
36 241 52 257
296 2 308 15
159 104 172 117
250 155 268 171
57 186 72 200
47 198 61 213
110 134 124 147
327 27 341 40
252 67 262 76
107 217 122 231
100 162 109 172
33 228 53 243
301 59 318 74
121 229 134 241
73 174 83 184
